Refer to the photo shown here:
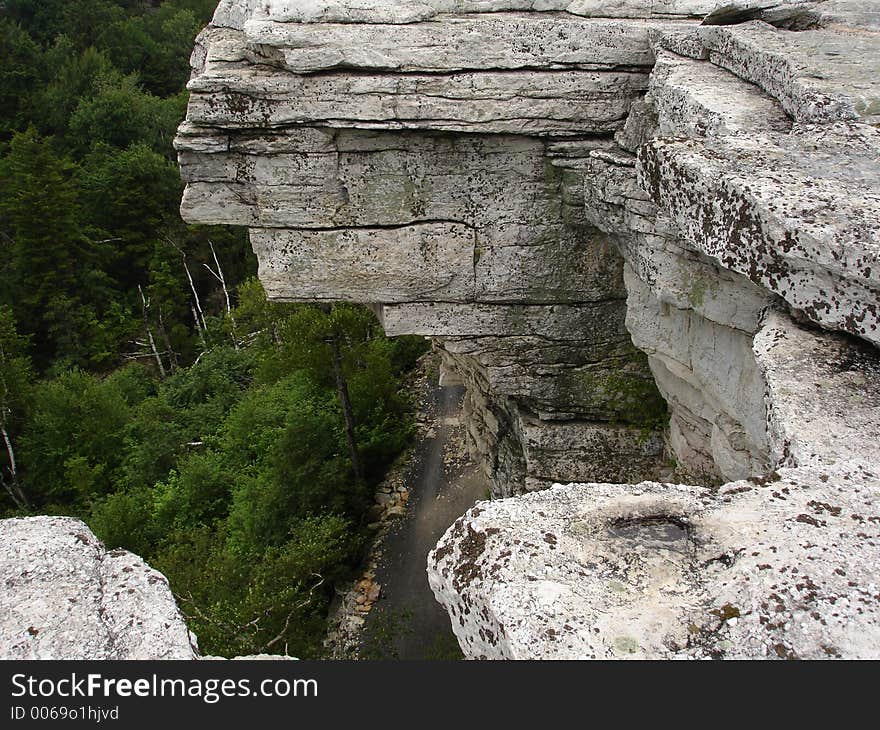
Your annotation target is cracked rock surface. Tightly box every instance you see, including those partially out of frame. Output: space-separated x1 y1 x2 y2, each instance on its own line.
430 308 880 658
0 517 198 660
177 1 880 658
429 460 880 659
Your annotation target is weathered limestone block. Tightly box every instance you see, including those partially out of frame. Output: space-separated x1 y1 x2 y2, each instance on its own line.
379 302 623 339
621 229 772 334
639 122 880 347
430 304 880 659
243 14 661 73
440 344 665 494
179 126 626 308
439 331 664 422
245 0 779 25
212 0 259 29
180 3 880 490
580 50 779 483
0 517 197 660
819 0 880 31
473 224 626 304
582 149 664 237
187 52 648 136
697 21 880 124
519 416 666 487
180 130 564 229
245 218 623 306
429 462 880 659
443 349 527 491
251 224 477 303
755 310 880 469
649 49 792 137
625 262 770 482
178 1 673 499
567 0 820 19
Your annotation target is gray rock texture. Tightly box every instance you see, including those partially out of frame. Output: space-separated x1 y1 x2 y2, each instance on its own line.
430 308 880 659
177 1 880 658
429 461 880 659
0 517 198 660
178 0 677 493
640 122 880 347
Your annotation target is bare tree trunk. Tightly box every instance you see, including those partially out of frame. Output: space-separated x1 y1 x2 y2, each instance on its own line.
164 235 208 334
184 258 209 333
138 285 166 378
1 426 29 510
204 240 238 350
329 335 364 484
191 304 207 350
158 310 179 372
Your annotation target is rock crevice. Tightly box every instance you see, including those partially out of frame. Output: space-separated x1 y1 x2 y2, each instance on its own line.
176 0 880 658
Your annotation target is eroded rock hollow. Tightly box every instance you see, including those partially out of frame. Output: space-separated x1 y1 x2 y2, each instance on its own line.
177 0 880 659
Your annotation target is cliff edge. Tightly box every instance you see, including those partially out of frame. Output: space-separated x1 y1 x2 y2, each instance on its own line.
176 0 880 658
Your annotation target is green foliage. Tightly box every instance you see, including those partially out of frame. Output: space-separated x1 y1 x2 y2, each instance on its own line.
0 19 41 137
221 371 316 471
152 514 361 658
68 76 184 156
27 44 118 138
120 395 185 491
153 450 232 531
160 346 255 436
0 2 253 372
18 291 422 656
0 2 428 658
0 128 102 367
0 306 33 510
0 306 33 433
88 486 157 557
99 4 203 96
19 368 131 505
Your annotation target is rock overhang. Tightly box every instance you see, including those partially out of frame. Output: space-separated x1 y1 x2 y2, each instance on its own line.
176 0 880 658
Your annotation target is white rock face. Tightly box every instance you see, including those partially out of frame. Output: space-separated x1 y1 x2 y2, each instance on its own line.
624 261 771 482
244 14 661 72
696 21 880 124
649 50 792 137
429 310 880 659
0 517 198 660
187 62 645 136
429 462 880 659
640 123 880 347
178 0 675 493
755 310 880 470
177 1 880 658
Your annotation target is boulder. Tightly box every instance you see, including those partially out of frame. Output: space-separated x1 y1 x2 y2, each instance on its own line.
0 517 197 660
429 462 880 659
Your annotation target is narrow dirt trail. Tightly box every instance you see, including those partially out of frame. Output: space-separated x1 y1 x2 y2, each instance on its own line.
360 381 488 659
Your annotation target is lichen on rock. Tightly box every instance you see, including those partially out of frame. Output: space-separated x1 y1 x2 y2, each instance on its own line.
174 0 880 659
0 517 198 660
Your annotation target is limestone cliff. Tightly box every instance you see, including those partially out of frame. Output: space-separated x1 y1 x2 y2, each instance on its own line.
177 0 880 658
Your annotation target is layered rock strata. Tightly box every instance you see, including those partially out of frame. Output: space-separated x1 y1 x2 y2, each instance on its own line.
178 1 880 657
429 310 880 658
178 1 684 494
426 4 880 657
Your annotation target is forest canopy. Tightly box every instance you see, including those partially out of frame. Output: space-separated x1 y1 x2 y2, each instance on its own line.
0 0 429 657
